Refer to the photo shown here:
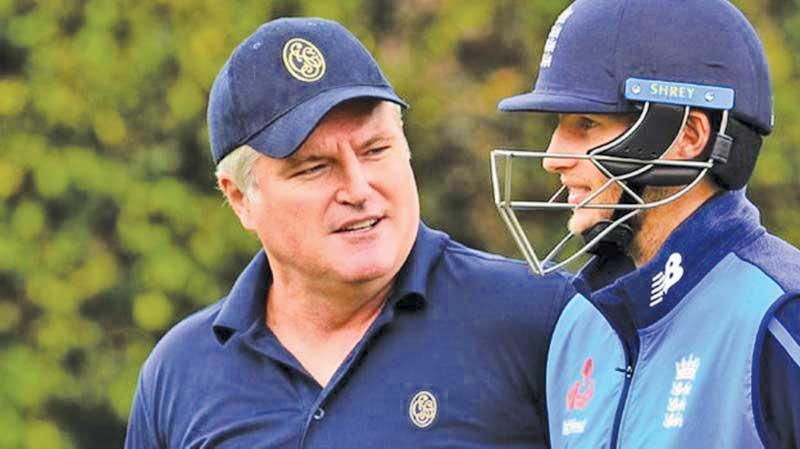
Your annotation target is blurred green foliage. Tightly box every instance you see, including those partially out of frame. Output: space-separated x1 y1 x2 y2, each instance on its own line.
1 0 798 447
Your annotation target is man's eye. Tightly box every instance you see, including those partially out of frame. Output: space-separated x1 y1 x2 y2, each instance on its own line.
297 164 326 177
578 117 599 130
365 146 389 157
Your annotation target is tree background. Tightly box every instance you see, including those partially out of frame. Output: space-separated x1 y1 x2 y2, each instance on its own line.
1 0 798 447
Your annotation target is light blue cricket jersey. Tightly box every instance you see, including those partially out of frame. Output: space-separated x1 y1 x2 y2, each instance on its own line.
546 191 800 448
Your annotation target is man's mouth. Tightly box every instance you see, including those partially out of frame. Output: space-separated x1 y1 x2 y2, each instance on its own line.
567 186 591 205
336 218 381 233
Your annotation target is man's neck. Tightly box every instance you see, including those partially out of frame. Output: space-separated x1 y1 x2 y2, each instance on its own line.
266 274 393 335
628 181 721 267
264 272 395 387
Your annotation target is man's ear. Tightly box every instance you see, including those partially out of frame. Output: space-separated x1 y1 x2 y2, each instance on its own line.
218 175 257 231
670 109 712 160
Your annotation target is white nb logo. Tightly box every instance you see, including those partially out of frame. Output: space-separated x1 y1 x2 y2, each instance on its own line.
650 253 683 307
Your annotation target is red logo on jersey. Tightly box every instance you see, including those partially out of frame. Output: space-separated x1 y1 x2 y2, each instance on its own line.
566 357 595 411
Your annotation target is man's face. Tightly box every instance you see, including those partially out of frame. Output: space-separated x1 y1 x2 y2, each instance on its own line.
542 113 633 234
243 100 420 287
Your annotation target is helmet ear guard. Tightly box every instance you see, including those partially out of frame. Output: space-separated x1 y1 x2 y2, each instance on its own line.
707 116 763 190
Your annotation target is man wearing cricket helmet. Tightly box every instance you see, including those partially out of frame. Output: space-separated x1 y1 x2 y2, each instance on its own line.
493 0 800 447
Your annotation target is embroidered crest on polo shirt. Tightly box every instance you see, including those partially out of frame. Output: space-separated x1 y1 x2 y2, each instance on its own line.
540 4 574 68
650 252 684 307
282 38 326 82
562 357 594 436
663 353 700 429
409 390 437 428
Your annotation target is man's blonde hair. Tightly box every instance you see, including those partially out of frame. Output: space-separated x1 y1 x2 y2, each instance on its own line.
215 144 262 197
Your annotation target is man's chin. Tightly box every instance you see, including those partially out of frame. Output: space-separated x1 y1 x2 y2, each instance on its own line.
567 213 603 236
334 258 396 284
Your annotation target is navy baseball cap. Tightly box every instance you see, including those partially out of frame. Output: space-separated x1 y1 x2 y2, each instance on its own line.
208 18 408 164
499 0 773 135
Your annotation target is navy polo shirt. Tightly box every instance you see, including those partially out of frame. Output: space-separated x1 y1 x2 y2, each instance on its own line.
124 223 574 448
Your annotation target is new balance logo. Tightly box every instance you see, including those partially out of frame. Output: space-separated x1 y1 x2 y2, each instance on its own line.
650 253 684 307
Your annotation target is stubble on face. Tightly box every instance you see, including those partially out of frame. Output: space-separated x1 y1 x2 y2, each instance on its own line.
625 185 688 263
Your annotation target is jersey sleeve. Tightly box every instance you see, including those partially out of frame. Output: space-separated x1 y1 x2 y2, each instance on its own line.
757 296 800 448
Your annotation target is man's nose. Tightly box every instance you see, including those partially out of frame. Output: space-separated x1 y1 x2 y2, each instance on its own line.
542 129 580 173
335 155 371 206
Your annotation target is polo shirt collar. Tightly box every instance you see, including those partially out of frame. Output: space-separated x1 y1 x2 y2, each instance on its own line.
578 189 765 329
390 222 446 307
211 250 270 343
211 222 446 344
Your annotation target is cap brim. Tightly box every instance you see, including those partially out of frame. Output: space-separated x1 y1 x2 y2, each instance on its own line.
498 91 631 114
247 86 408 159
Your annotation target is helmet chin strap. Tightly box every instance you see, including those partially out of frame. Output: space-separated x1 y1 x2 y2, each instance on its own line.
580 192 639 257
582 221 635 257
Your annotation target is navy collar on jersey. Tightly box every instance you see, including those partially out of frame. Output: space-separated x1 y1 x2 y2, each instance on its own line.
211 222 444 344
577 189 766 330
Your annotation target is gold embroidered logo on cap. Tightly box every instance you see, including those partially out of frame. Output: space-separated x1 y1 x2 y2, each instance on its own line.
282 38 326 82
409 391 437 428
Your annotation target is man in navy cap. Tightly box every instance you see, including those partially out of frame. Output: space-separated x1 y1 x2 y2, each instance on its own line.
125 17 574 448
492 0 800 447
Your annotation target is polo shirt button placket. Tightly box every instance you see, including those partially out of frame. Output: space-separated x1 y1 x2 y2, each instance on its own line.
312 407 325 421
